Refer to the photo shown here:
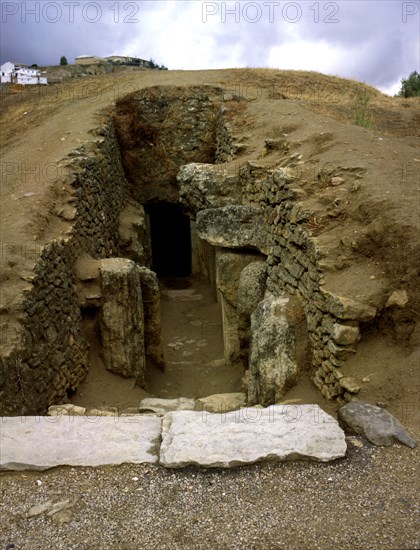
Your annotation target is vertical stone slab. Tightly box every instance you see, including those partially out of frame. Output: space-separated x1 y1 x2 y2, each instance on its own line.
216 249 262 365
99 258 146 386
249 292 299 406
138 267 165 372
237 261 267 364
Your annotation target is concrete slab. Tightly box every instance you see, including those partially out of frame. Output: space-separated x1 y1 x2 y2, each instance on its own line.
160 405 347 468
0 416 161 471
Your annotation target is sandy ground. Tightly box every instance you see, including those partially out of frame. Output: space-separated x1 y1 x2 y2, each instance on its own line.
0 434 419 549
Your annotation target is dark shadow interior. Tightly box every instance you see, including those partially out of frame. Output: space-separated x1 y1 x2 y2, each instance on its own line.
146 202 192 278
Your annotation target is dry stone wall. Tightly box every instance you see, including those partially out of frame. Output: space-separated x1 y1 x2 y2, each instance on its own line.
180 109 375 405
0 121 133 414
242 163 370 403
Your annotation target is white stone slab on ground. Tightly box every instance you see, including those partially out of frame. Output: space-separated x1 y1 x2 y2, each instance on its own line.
0 416 162 471
160 405 347 468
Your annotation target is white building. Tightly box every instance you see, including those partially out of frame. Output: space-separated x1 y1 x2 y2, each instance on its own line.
0 62 48 85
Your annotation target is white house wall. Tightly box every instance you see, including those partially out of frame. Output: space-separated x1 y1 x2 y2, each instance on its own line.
0 62 48 85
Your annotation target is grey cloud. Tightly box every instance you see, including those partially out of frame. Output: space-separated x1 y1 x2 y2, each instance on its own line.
1 0 418 92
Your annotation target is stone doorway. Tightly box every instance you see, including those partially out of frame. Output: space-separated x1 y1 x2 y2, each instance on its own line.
146 202 192 278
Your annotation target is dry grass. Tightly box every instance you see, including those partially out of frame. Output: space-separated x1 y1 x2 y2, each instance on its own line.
230 68 398 105
227 68 420 136
0 75 120 148
1 67 419 150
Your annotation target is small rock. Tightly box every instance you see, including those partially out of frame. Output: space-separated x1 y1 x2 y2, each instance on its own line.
331 177 345 186
51 509 73 525
87 408 118 417
139 397 196 414
276 399 303 405
48 404 86 416
47 498 74 517
332 323 360 346
386 290 409 308
347 436 364 448
339 377 362 393
197 393 247 413
28 501 53 517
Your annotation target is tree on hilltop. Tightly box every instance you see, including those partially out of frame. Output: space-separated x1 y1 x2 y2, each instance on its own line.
60 56 68 66
398 71 420 97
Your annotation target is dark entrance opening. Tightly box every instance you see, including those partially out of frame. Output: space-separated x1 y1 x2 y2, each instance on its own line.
146 202 192 278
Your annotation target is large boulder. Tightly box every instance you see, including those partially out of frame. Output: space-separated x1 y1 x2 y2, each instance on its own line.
196 205 267 253
99 258 146 386
248 293 300 406
338 402 417 448
178 163 241 217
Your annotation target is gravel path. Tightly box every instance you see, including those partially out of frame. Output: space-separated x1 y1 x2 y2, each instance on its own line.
1 436 419 550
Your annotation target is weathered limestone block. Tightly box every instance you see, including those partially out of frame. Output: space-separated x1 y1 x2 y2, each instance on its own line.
73 253 101 308
0 415 161 470
159 406 347 467
99 258 146 386
178 163 241 216
215 250 263 364
197 205 267 253
138 267 165 371
248 293 300 406
331 323 360 345
216 250 260 308
237 261 268 355
338 402 417 448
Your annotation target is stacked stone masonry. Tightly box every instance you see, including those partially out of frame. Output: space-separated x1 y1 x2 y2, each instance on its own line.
241 163 365 403
0 122 132 414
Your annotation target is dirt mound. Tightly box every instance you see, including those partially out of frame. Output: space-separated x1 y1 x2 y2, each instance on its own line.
0 67 418 418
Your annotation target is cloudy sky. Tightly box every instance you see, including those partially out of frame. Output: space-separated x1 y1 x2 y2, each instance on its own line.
1 0 419 95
